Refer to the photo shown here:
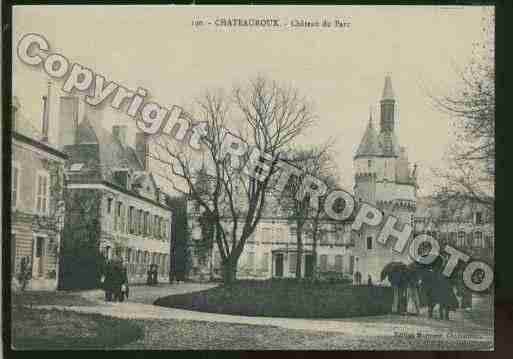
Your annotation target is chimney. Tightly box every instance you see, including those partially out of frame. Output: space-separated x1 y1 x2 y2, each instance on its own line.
113 125 127 147
136 132 149 170
41 81 51 142
58 96 79 148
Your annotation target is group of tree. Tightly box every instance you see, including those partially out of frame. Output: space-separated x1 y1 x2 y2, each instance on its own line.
430 11 494 213
152 76 343 283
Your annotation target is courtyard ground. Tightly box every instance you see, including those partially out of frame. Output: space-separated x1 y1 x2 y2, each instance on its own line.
17 282 494 350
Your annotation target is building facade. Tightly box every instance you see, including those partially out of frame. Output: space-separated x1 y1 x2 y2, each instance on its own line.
415 197 494 261
186 76 418 283
57 96 173 286
188 205 355 282
11 95 68 290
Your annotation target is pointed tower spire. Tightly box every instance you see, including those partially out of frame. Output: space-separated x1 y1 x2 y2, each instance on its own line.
382 73 395 101
379 75 399 156
355 105 383 159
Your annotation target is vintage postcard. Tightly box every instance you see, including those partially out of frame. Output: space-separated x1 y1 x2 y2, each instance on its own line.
8 4 494 350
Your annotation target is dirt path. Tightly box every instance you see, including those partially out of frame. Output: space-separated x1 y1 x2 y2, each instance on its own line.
35 283 492 344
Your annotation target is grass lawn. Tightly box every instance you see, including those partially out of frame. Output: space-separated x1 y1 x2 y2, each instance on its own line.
119 318 492 350
11 307 144 350
11 290 97 307
154 280 393 318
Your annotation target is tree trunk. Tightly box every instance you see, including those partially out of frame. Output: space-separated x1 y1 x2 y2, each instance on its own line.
222 259 237 284
296 225 303 279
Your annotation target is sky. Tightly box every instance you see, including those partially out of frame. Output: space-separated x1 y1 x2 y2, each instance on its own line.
12 5 493 196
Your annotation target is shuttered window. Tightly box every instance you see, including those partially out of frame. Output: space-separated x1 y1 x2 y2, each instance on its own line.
320 254 328 272
247 252 255 268
35 171 50 214
458 231 466 247
335 255 343 272
260 253 269 271
12 165 19 207
289 253 297 274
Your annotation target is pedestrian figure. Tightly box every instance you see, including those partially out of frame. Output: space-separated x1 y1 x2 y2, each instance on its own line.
112 257 128 302
406 273 421 315
354 271 362 285
102 258 114 302
389 270 404 314
367 274 373 286
147 264 158 285
418 268 458 320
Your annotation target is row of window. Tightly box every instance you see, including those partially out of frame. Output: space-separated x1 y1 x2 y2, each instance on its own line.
425 230 491 248
363 230 491 252
212 252 347 274
104 246 170 277
12 163 51 215
106 198 169 240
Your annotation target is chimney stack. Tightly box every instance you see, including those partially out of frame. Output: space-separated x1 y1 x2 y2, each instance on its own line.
41 81 51 142
58 96 79 148
113 125 127 147
136 132 149 171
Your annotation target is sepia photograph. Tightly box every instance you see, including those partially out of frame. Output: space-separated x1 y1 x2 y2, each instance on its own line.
7 4 494 350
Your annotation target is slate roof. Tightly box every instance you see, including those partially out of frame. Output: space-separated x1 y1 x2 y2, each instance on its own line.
12 95 41 140
12 95 67 159
355 116 383 158
64 117 151 188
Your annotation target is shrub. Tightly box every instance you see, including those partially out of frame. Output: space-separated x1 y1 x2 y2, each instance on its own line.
155 280 393 318
16 257 32 291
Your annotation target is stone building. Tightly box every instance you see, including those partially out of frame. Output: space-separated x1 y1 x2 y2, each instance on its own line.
350 75 418 283
186 76 417 282
56 96 173 286
11 94 67 290
415 196 494 261
187 198 355 281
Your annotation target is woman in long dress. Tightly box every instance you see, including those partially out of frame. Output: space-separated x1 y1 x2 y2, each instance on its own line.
406 272 421 315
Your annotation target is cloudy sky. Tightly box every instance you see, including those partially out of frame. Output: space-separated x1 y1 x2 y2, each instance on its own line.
12 5 493 195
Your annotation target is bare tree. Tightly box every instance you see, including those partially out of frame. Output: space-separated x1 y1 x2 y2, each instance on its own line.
152 76 315 283
277 143 337 279
430 11 494 211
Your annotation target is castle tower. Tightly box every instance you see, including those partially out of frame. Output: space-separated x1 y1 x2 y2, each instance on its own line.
354 110 380 204
351 76 418 283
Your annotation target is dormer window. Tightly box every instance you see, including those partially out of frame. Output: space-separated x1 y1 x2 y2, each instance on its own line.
475 211 483 225
113 170 130 189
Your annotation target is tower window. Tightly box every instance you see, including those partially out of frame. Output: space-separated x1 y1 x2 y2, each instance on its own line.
475 212 483 225
368 160 372 169
366 236 373 250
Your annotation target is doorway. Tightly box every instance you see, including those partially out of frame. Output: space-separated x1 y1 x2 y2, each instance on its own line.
33 236 45 277
275 253 284 277
304 255 314 278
